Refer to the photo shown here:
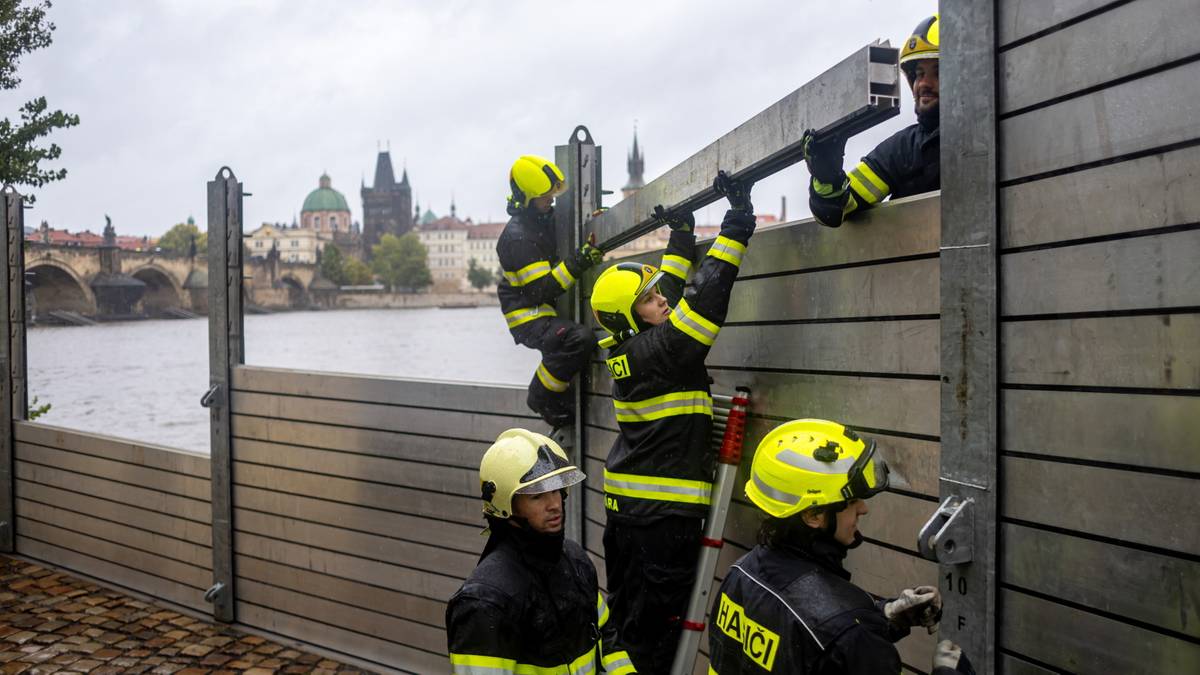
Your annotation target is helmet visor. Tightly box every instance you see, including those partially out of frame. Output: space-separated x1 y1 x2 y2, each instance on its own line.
516 466 586 495
840 439 889 501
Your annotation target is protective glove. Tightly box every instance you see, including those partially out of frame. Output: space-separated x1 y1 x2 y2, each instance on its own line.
712 170 754 215
883 585 942 632
652 204 694 233
801 128 848 185
933 640 975 674
570 233 604 271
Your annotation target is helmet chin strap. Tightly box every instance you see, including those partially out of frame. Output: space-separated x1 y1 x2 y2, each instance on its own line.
822 501 864 549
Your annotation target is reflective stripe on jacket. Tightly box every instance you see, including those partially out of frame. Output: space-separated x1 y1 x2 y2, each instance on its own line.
446 530 633 675
602 211 755 521
809 118 940 228
496 208 582 338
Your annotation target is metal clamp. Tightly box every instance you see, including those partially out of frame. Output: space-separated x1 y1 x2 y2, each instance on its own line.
917 495 974 564
203 582 226 604
200 384 222 408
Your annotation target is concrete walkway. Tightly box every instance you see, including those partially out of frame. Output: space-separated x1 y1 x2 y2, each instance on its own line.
0 556 372 675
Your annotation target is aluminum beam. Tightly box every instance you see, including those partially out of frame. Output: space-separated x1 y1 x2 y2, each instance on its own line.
206 167 244 622
936 2 999 671
591 43 899 252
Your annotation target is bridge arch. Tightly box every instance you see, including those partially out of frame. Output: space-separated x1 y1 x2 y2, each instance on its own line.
27 260 98 318
129 264 185 315
280 275 308 309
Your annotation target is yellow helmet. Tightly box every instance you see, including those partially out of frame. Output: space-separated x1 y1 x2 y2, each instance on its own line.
900 14 939 80
479 428 585 519
508 155 566 208
590 262 665 337
745 419 889 519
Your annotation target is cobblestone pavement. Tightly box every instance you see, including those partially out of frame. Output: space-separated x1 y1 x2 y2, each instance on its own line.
0 556 373 675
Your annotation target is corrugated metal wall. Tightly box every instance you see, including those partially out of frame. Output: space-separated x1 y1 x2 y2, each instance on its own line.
582 195 943 673
995 0 1200 671
12 422 213 612
227 366 536 673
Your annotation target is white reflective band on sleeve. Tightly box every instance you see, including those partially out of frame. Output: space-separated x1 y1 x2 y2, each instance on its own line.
551 262 576 290
660 254 692 280
668 299 720 346
847 161 888 205
504 260 552 286
706 235 746 267
504 304 557 329
601 651 636 675
536 362 570 393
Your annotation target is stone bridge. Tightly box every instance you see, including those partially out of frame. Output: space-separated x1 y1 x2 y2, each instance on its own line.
24 244 320 320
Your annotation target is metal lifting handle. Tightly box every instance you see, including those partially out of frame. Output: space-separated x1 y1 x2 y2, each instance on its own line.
917 495 975 565
670 387 751 675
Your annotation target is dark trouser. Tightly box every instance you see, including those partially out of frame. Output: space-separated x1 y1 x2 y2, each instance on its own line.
512 317 593 427
603 515 703 675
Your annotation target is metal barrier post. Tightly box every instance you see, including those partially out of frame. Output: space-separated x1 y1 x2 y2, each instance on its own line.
555 127 601 545
0 186 27 552
205 167 245 622
930 2 999 671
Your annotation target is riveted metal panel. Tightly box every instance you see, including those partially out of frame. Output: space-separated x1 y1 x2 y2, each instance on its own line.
16 480 211 546
235 509 477 579
234 531 463 602
1001 60 1200 181
14 461 210 523
232 364 531 415
233 484 481 555
233 461 481 527
1003 523 1200 637
1000 0 1200 113
1002 314 1200 389
236 601 445 675
231 390 527 443
1002 456 1200 555
16 499 211 569
236 555 448 629
17 536 208 611
997 0 1124 47
1002 230 1200 315
1000 144 1200 248
724 257 939 323
231 415 491 471
1001 589 1200 672
1003 389 1200 472
15 421 211 477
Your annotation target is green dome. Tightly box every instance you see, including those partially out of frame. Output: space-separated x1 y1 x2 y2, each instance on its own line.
301 173 350 213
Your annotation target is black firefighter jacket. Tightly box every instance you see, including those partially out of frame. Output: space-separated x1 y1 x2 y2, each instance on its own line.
707 541 912 675
445 524 634 674
496 208 586 337
600 209 756 522
809 114 940 228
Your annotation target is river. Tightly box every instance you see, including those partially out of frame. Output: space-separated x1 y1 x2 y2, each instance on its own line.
28 307 540 453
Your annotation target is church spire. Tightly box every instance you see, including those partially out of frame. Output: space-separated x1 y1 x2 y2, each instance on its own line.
622 122 646 198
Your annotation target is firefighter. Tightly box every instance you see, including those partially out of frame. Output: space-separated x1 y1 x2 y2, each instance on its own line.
707 418 973 674
497 155 605 428
803 13 941 227
589 170 756 674
445 428 635 675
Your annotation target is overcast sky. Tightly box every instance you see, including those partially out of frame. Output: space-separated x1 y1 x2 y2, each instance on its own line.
3 0 932 236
